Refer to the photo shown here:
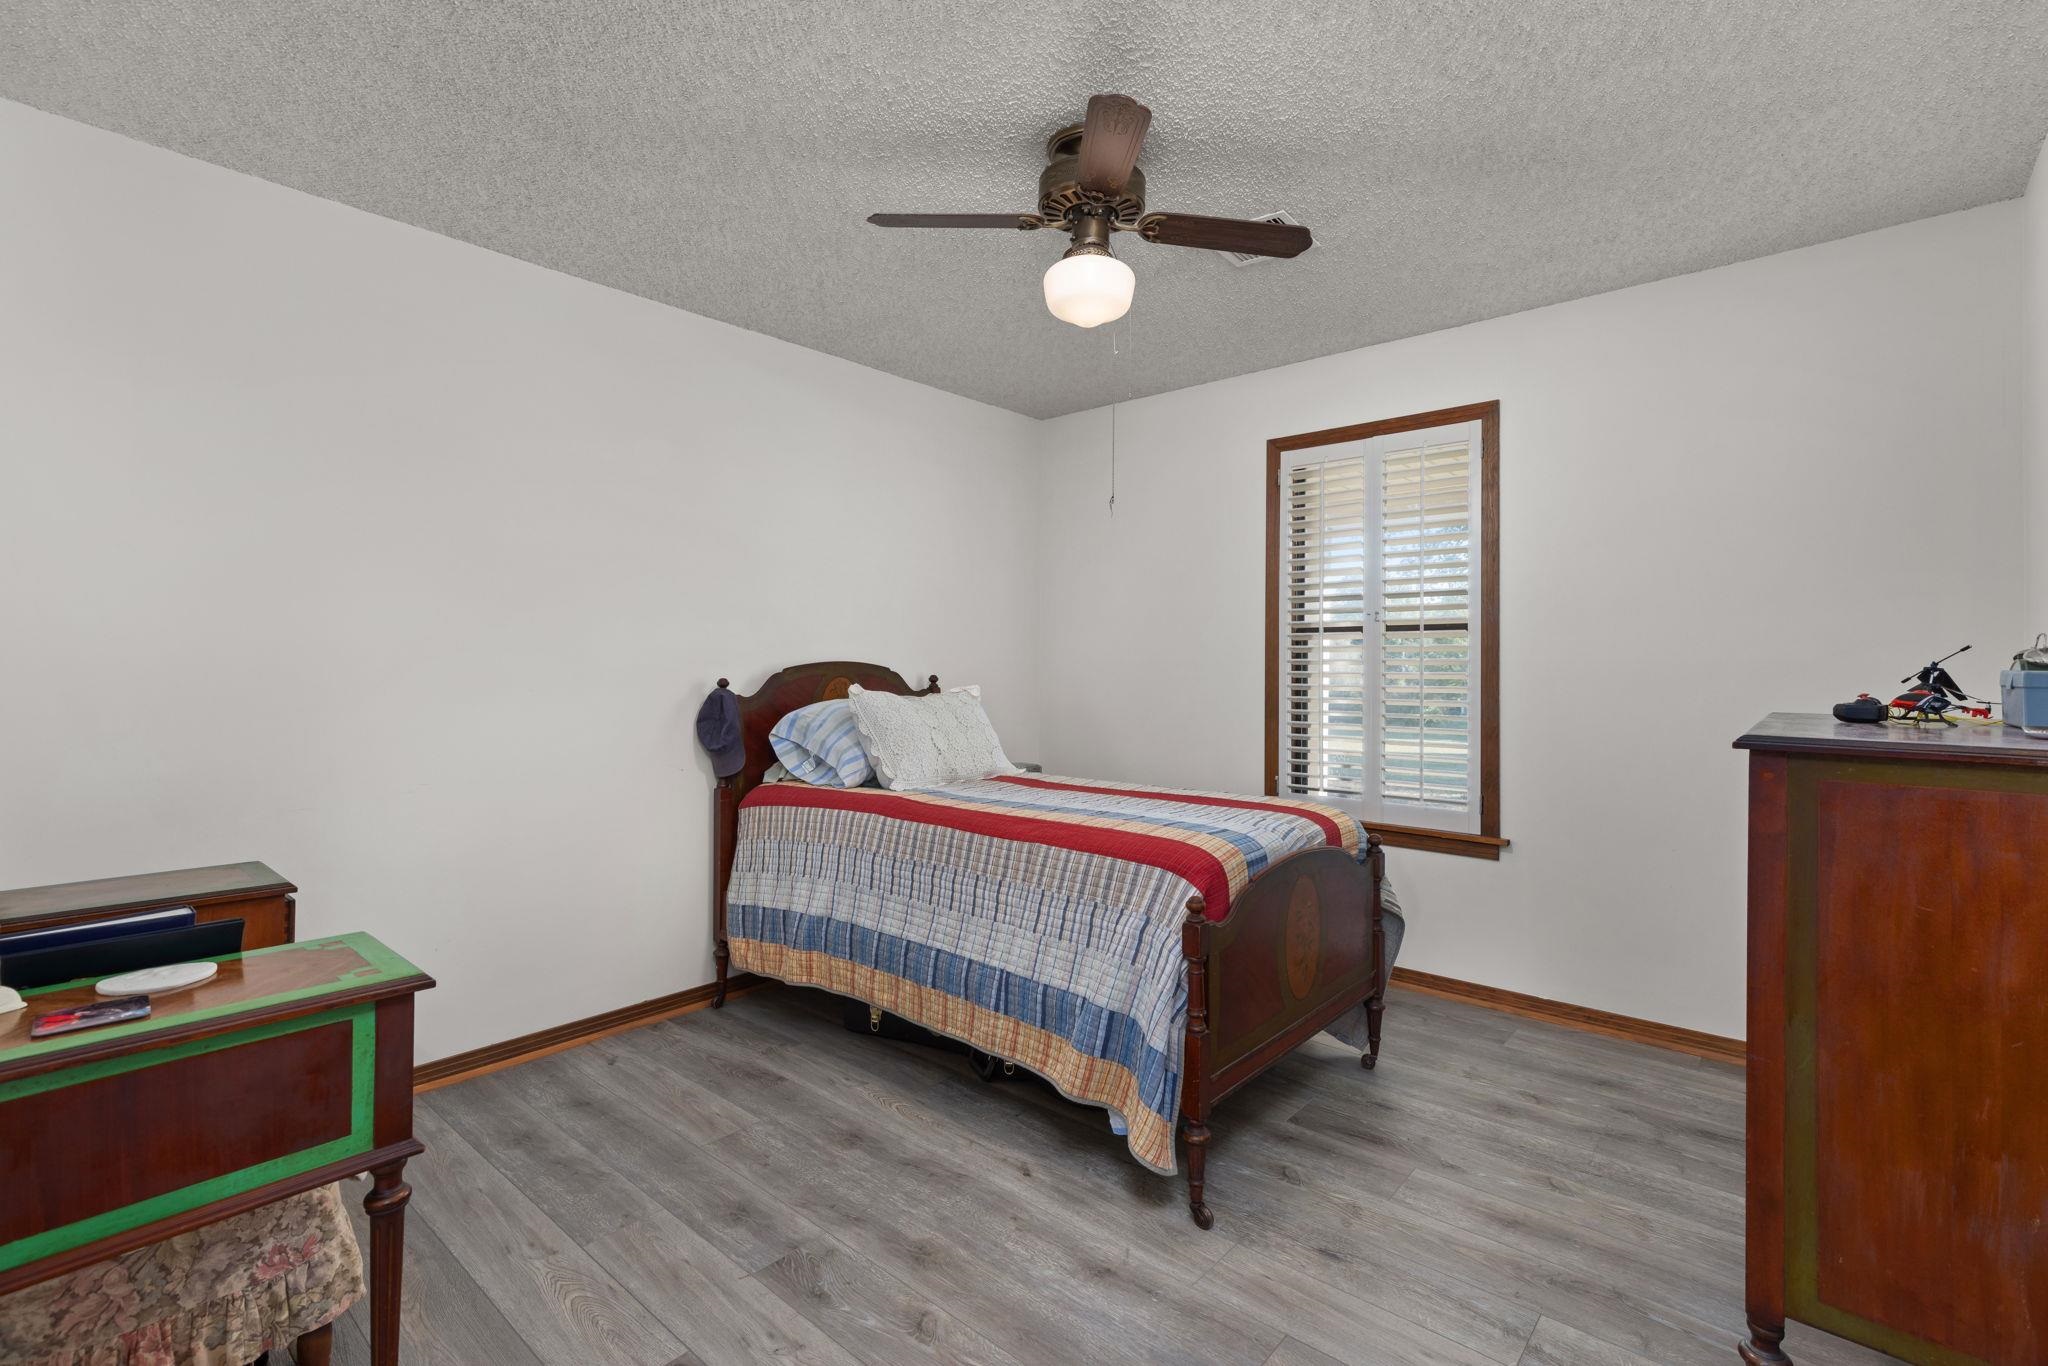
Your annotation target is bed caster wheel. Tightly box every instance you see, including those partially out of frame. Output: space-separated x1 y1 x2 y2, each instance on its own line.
1360 1052 1377 1070
1189 1201 1214 1231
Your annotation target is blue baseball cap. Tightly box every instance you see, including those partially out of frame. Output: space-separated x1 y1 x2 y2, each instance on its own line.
695 683 745 778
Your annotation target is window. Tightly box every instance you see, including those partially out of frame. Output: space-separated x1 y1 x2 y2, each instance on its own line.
1265 402 1503 858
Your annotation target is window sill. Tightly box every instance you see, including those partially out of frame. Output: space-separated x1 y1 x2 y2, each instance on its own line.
1365 823 1510 860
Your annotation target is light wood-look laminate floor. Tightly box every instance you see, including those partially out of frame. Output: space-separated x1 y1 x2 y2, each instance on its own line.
312 984 1902 1366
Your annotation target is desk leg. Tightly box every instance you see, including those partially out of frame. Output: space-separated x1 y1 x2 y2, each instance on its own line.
295 1323 334 1365
364 1160 411 1365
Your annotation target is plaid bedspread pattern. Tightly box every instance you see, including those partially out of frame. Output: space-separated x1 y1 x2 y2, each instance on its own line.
726 773 1369 1173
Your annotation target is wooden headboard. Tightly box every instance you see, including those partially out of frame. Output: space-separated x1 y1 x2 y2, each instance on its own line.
709 661 937 996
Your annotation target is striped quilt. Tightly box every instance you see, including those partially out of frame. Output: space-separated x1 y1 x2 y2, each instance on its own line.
726 772 1397 1174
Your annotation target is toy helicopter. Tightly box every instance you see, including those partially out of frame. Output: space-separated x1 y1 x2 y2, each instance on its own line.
1888 646 1994 726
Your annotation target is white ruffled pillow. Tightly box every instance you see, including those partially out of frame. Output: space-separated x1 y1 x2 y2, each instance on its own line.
846 685 1017 791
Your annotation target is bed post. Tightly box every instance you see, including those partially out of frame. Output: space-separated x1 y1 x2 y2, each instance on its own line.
1361 833 1386 1069
712 678 736 1008
713 775 735 1008
1181 894 1214 1230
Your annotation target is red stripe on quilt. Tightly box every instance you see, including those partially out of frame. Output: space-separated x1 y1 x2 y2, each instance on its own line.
989 774 1348 847
742 783 1236 920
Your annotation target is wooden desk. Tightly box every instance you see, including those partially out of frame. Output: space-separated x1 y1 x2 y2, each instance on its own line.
0 861 299 949
0 933 433 1366
1735 714 2048 1365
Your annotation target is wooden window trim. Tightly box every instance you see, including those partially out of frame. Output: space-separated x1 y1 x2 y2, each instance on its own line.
1265 400 1505 860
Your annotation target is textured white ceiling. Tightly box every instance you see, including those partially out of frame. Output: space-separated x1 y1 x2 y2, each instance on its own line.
5 2 2046 417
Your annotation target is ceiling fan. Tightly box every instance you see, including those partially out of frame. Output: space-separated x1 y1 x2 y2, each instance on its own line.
869 93 1314 329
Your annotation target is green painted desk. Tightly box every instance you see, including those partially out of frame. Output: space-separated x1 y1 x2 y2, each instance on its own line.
0 933 434 1365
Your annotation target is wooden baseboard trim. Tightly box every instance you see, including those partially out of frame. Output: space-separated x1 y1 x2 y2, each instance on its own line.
413 965 1739 1092
413 973 767 1091
1389 967 1744 1066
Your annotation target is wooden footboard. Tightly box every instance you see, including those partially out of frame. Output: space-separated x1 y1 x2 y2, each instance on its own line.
1180 835 1384 1228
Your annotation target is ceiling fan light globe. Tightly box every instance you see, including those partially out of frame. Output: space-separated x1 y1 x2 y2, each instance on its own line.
1043 251 1135 328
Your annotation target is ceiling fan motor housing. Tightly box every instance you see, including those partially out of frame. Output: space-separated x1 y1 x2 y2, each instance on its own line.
866 97 1310 265
1039 123 1146 229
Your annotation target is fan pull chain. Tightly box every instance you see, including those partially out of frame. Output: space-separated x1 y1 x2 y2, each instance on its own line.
1109 401 1117 517
1107 317 1132 517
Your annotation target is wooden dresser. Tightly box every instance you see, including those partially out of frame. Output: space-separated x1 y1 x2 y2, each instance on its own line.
0 862 297 950
1735 714 2048 1365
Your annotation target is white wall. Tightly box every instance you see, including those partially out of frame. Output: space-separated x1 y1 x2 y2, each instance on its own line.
1032 204 2026 1040
3 96 2032 1056
0 100 1043 1061
2027 135 2048 630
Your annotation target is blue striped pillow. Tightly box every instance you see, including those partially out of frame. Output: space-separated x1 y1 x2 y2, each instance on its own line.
768 699 874 787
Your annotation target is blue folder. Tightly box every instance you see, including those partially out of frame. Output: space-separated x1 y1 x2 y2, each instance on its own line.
0 905 196 957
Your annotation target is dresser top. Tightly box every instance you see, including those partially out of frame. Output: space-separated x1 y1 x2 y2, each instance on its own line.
0 861 293 927
1736 712 2048 766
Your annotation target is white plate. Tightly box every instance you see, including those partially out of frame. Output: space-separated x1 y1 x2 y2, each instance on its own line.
96 960 220 997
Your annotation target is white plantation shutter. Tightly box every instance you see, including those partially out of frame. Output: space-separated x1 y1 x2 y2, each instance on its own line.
1281 458 1370 797
1280 419 1483 833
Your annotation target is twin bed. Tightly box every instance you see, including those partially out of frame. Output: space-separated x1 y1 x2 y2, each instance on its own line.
707 661 1402 1228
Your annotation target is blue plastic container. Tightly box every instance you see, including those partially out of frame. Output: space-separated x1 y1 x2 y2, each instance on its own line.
2000 668 2048 736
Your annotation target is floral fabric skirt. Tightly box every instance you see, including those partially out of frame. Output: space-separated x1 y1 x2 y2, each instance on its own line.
0 1183 364 1366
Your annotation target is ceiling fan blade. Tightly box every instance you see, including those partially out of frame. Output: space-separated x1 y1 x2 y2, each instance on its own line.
1139 212 1313 258
1075 94 1152 195
867 213 1045 230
